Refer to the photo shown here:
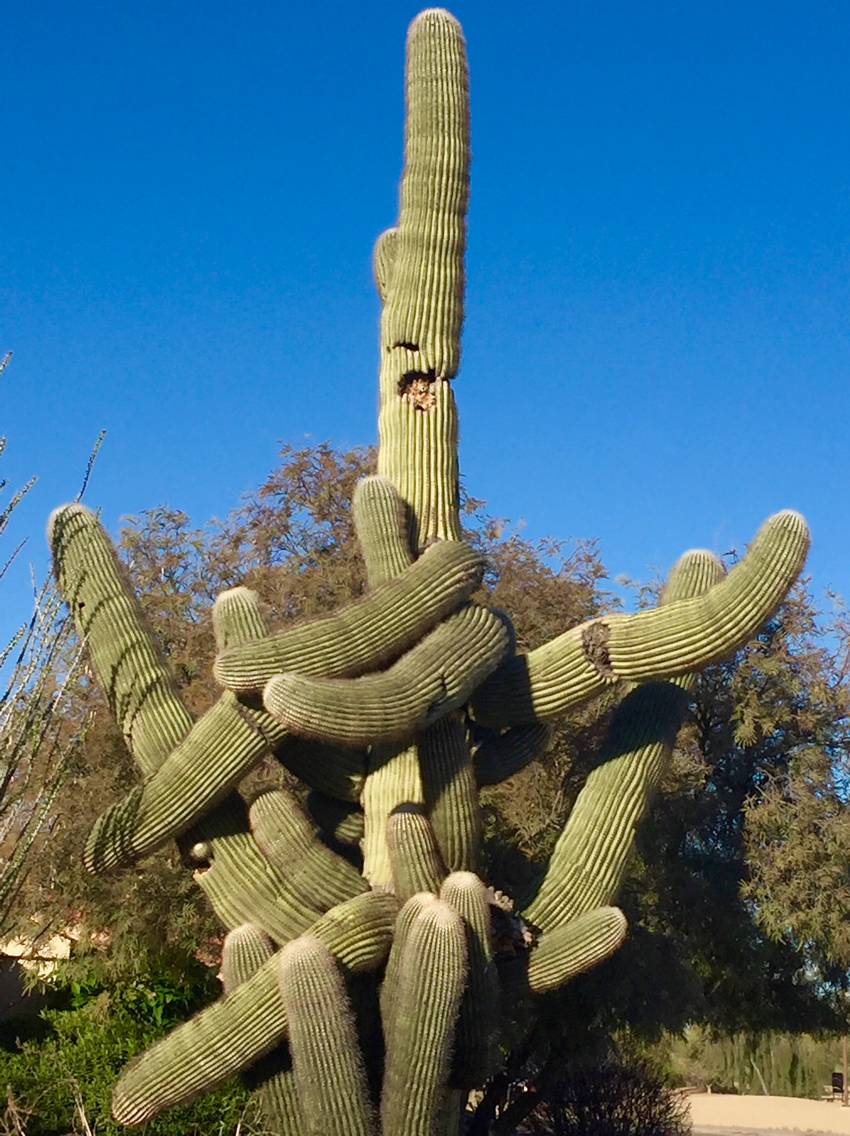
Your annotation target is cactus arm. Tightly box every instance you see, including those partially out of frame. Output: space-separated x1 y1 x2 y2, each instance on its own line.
387 804 448 901
472 723 553 786
421 712 481 873
376 10 469 549
439 872 499 1089
353 475 415 586
524 906 629 995
48 504 193 776
263 602 509 747
213 539 484 691
111 893 396 1126
472 510 809 727
380 900 468 1136
83 692 288 871
278 937 376 1136
248 789 368 911
221 925 304 1136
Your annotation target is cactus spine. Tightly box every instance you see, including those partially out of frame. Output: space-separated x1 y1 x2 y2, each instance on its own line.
45 9 813 1136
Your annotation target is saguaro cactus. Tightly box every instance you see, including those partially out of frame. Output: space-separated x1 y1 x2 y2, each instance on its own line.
49 8 810 1135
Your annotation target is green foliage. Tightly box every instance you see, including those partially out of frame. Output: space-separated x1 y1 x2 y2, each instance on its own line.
0 964 251 1136
658 1026 844 1099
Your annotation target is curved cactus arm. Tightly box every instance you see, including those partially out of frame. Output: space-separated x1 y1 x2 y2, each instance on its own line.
362 740 426 886
524 906 629 996
387 804 448 901
221 925 304 1136
420 711 481 873
214 539 484 691
48 504 193 776
472 722 553 786
278 937 377 1136
84 692 288 872
248 789 368 912
439 871 499 1089
264 602 509 747
111 893 396 1126
472 510 809 727
380 900 469 1136
376 9 469 548
523 549 723 933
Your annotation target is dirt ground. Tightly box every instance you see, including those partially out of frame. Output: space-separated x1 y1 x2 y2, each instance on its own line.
687 1092 850 1136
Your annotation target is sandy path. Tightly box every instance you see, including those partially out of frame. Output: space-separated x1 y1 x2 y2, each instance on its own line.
687 1093 850 1135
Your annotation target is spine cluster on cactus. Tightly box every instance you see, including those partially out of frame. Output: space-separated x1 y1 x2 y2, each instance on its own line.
46 8 811 1136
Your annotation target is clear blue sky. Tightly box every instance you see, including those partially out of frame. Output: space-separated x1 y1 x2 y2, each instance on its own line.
3 1 849 635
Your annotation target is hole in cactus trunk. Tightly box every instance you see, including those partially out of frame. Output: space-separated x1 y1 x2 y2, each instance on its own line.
398 369 438 410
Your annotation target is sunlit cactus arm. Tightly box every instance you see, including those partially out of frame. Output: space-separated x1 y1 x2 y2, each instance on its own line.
221 925 304 1136
523 549 723 935
386 804 447 902
214 539 484 691
48 503 193 776
439 871 499 1089
376 9 469 549
263 602 509 746
472 510 809 727
380 899 468 1136
248 789 368 912
111 893 397 1126
278 936 376 1136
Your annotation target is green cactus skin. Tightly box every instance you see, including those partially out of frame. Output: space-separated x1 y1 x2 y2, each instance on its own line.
221 925 304 1136
523 906 629 995
48 504 193 777
472 510 809 727
263 602 509 746
379 892 441 1039
275 736 367 802
387 804 448 901
380 899 468 1136
278 936 376 1136
213 586 269 650
353 475 415 587
191 794 327 944
472 723 553 786
362 740 426 887
420 712 480 873
84 692 288 872
439 872 499 1089
306 791 365 847
523 549 723 935
214 539 484 692
112 946 289 1126
248 789 368 911
376 10 469 550
112 893 396 1126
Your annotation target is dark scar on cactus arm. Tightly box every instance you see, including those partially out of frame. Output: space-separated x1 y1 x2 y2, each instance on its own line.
398 368 439 410
582 620 614 678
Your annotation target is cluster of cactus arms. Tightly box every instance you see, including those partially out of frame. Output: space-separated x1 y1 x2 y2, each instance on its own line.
48 9 810 1136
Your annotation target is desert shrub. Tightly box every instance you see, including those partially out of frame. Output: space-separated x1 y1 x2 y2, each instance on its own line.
518 1054 690 1136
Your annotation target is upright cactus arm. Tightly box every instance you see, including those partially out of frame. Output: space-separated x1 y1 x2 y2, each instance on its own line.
472 509 809 727
278 937 376 1136
376 9 469 549
221 925 304 1136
